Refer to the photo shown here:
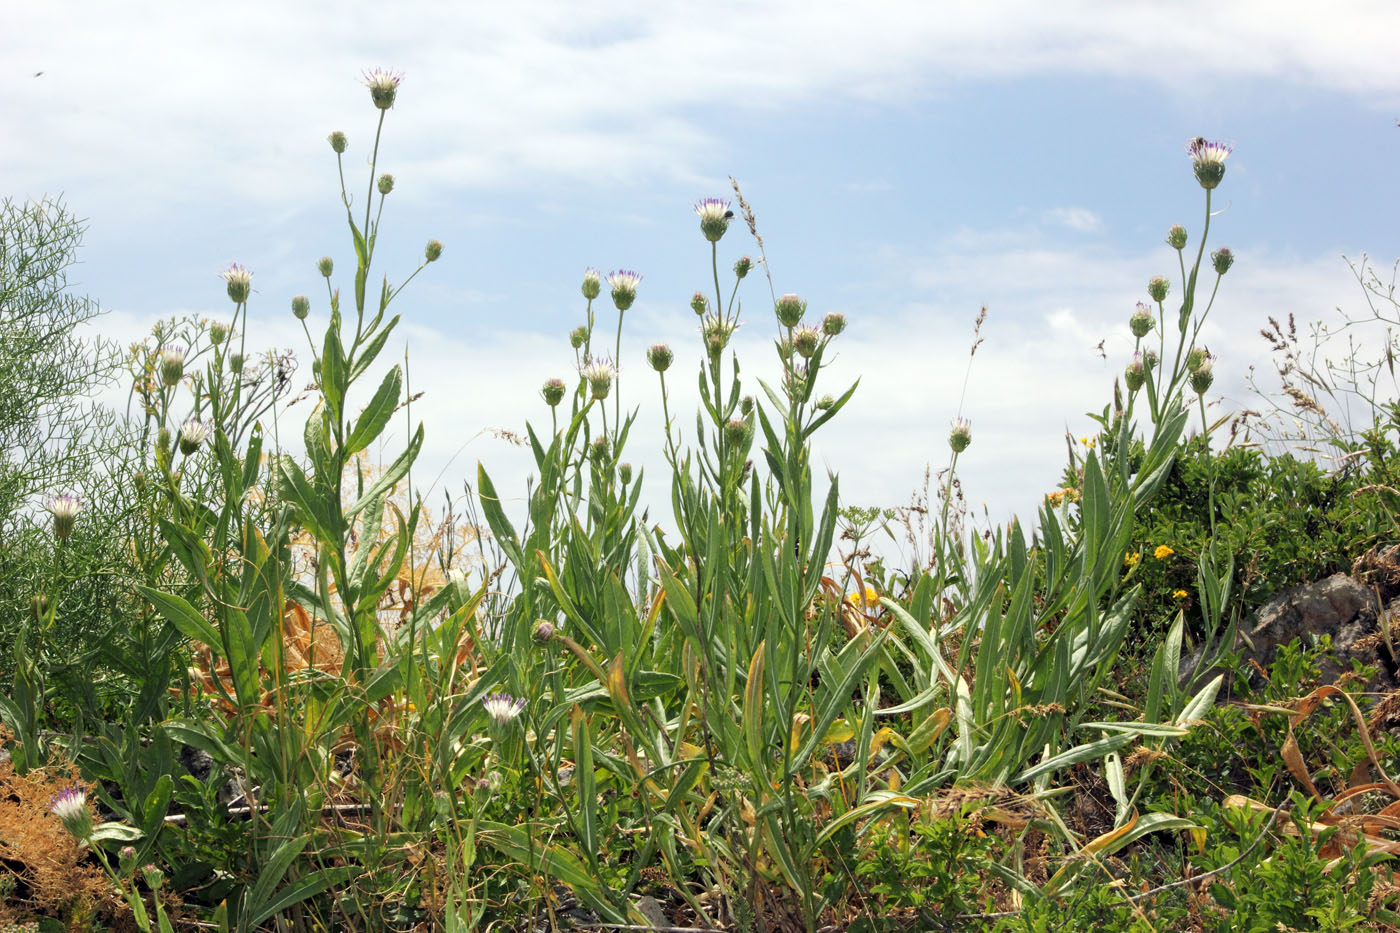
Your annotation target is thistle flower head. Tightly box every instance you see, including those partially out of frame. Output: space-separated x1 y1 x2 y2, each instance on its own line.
1189 353 1217 394
701 315 739 358
1129 302 1154 339
822 312 847 337
618 462 633 484
647 342 674 373
291 295 310 320
481 692 525 726
377 173 395 195
533 620 556 642
1186 137 1232 189
733 255 753 279
792 323 821 359
48 786 92 841
1124 351 1146 392
1166 224 1188 250
690 291 709 316
541 377 566 407
363 67 404 110
1211 247 1234 275
588 435 610 462
581 267 601 300
694 197 732 242
327 131 348 154
209 321 229 345
425 239 443 262
723 417 752 448
317 256 334 278
949 416 972 454
178 420 212 456
607 270 643 311
581 357 616 400
569 325 588 349
1147 276 1170 303
220 263 252 304
157 345 186 387
44 493 82 539
775 293 806 328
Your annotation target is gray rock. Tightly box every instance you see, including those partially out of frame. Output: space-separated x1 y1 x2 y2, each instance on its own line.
1182 572 1397 693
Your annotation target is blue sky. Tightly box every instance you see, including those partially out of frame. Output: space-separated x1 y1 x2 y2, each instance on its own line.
5 1 1398 552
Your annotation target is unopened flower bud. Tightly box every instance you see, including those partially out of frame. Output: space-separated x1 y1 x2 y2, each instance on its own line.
178 420 212 456
1185 346 1208 373
724 417 751 448
816 394 836 411
1129 302 1154 338
647 343 673 373
733 255 753 279
1147 276 1170 303
119 846 137 873
29 593 50 622
1124 351 1146 392
158 345 186 386
141 864 164 890
569 325 588 349
694 198 732 242
327 131 348 154
1166 224 1188 250
44 493 81 539
1187 137 1231 190
619 462 633 484
541 377 566 407
690 291 709 316
1211 247 1234 275
377 173 394 195
1189 354 1216 393
949 416 972 454
1144 349 1159 371
792 324 820 359
220 263 252 304
581 268 601 300
209 321 228 345
607 270 642 311
291 295 310 320
229 353 244 374
588 435 610 462
740 396 753 416
533 620 556 642
425 239 443 262
582 359 615 400
317 256 334 278
822 312 846 336
775 293 806 328
363 67 403 110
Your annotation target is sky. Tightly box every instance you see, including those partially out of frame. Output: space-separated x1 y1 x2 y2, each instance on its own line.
5 1 1399 558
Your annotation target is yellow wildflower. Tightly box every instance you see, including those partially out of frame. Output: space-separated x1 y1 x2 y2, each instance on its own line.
1172 589 1189 599
1154 545 1175 560
845 585 880 607
1123 551 1140 568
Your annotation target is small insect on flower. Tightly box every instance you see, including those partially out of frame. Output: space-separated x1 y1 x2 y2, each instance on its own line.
363 67 404 110
694 197 733 242
45 493 82 539
1153 545 1175 560
482 693 526 726
1187 137 1232 190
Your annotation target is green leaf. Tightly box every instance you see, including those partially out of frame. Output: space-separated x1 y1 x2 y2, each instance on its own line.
345 364 402 456
137 586 219 652
346 424 423 517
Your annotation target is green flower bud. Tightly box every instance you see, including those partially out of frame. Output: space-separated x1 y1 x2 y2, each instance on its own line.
569 325 588 349
647 343 673 373
949 416 972 454
1166 224 1188 250
723 417 751 448
775 293 806 328
815 394 836 411
1189 354 1216 393
425 239 443 262
377 173 395 195
822 312 847 336
792 324 820 359
588 435 610 462
733 255 753 279
1147 276 1170 302
690 291 709 316
291 295 310 320
740 396 753 416
582 268 601 300
1125 352 1146 392
317 256 334 278
1211 247 1234 275
1129 302 1154 338
229 353 244 374
158 345 185 387
541 377 566 407
220 263 252 304
618 462 633 484
533 620 556 642
327 131 348 153
1185 346 1208 373
209 321 228 345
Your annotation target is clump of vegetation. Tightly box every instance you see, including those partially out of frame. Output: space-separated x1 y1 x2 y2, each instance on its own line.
2 72 1399 932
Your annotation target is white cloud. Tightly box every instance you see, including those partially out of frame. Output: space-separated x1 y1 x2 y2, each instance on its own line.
1042 207 1104 234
